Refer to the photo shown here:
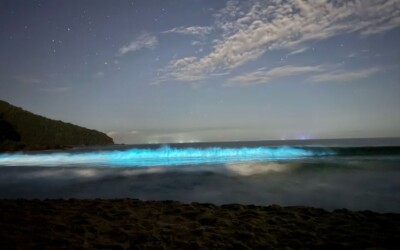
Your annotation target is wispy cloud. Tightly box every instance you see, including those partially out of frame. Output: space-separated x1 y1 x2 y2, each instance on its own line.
154 56 230 83
162 26 213 36
226 65 382 86
310 67 381 83
14 75 41 84
93 71 104 79
288 47 310 56
41 87 69 93
119 33 158 55
348 53 356 58
14 74 70 92
191 41 201 46
226 65 325 86
158 0 400 83
106 131 119 137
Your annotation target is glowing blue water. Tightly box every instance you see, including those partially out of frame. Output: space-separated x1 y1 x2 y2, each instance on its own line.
0 146 334 167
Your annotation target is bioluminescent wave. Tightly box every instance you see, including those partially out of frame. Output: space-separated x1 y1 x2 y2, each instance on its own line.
0 146 334 167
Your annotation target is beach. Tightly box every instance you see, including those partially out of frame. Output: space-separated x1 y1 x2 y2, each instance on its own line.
1 199 399 249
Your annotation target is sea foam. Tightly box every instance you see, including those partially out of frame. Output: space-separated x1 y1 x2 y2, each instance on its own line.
0 146 333 167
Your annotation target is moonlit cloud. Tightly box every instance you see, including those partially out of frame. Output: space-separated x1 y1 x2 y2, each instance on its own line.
119 33 158 55
288 47 310 56
226 65 382 86
158 0 400 83
162 26 213 36
106 131 119 137
154 56 231 83
41 87 69 93
226 65 325 86
14 75 41 84
310 67 382 83
191 41 202 46
348 53 356 58
93 71 104 79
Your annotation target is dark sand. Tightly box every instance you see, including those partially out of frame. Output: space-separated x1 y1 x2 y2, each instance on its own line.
0 199 399 249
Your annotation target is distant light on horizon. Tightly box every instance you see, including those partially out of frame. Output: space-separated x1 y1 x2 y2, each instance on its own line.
298 135 311 140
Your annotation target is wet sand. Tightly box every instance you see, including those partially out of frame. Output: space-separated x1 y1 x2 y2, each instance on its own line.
0 199 399 249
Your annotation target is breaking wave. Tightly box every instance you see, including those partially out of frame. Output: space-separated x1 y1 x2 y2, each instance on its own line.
0 145 399 167
0 146 332 167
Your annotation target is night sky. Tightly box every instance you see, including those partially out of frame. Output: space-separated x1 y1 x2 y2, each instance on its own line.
1 0 400 144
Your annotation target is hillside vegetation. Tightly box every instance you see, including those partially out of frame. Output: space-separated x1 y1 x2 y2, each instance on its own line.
0 100 113 150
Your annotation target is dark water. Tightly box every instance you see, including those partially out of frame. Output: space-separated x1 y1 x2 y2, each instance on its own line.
1 138 400 212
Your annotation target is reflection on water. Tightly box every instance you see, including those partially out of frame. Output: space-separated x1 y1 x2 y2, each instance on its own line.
224 162 296 176
0 155 400 213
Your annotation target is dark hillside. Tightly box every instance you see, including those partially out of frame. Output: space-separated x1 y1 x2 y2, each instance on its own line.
0 100 113 149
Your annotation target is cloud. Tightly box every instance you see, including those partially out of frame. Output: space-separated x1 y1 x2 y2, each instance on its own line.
13 75 70 92
348 53 356 58
14 75 41 84
93 71 104 79
154 56 228 83
226 65 382 86
41 87 69 93
119 33 158 55
310 67 381 82
106 131 119 137
162 26 213 36
288 47 310 56
191 41 201 46
359 1 400 36
156 57 202 81
158 0 400 83
226 65 325 86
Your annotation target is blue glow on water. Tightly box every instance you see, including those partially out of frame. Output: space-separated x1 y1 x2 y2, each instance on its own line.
0 146 334 167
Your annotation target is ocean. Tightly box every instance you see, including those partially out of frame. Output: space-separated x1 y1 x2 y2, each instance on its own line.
1 138 400 212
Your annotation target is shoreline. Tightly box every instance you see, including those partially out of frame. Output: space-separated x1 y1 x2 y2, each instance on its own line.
1 199 399 249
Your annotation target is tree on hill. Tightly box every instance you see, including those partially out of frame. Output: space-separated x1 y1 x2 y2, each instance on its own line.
0 113 21 143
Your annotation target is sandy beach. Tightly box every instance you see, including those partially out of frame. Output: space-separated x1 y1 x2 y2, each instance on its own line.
0 199 399 249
